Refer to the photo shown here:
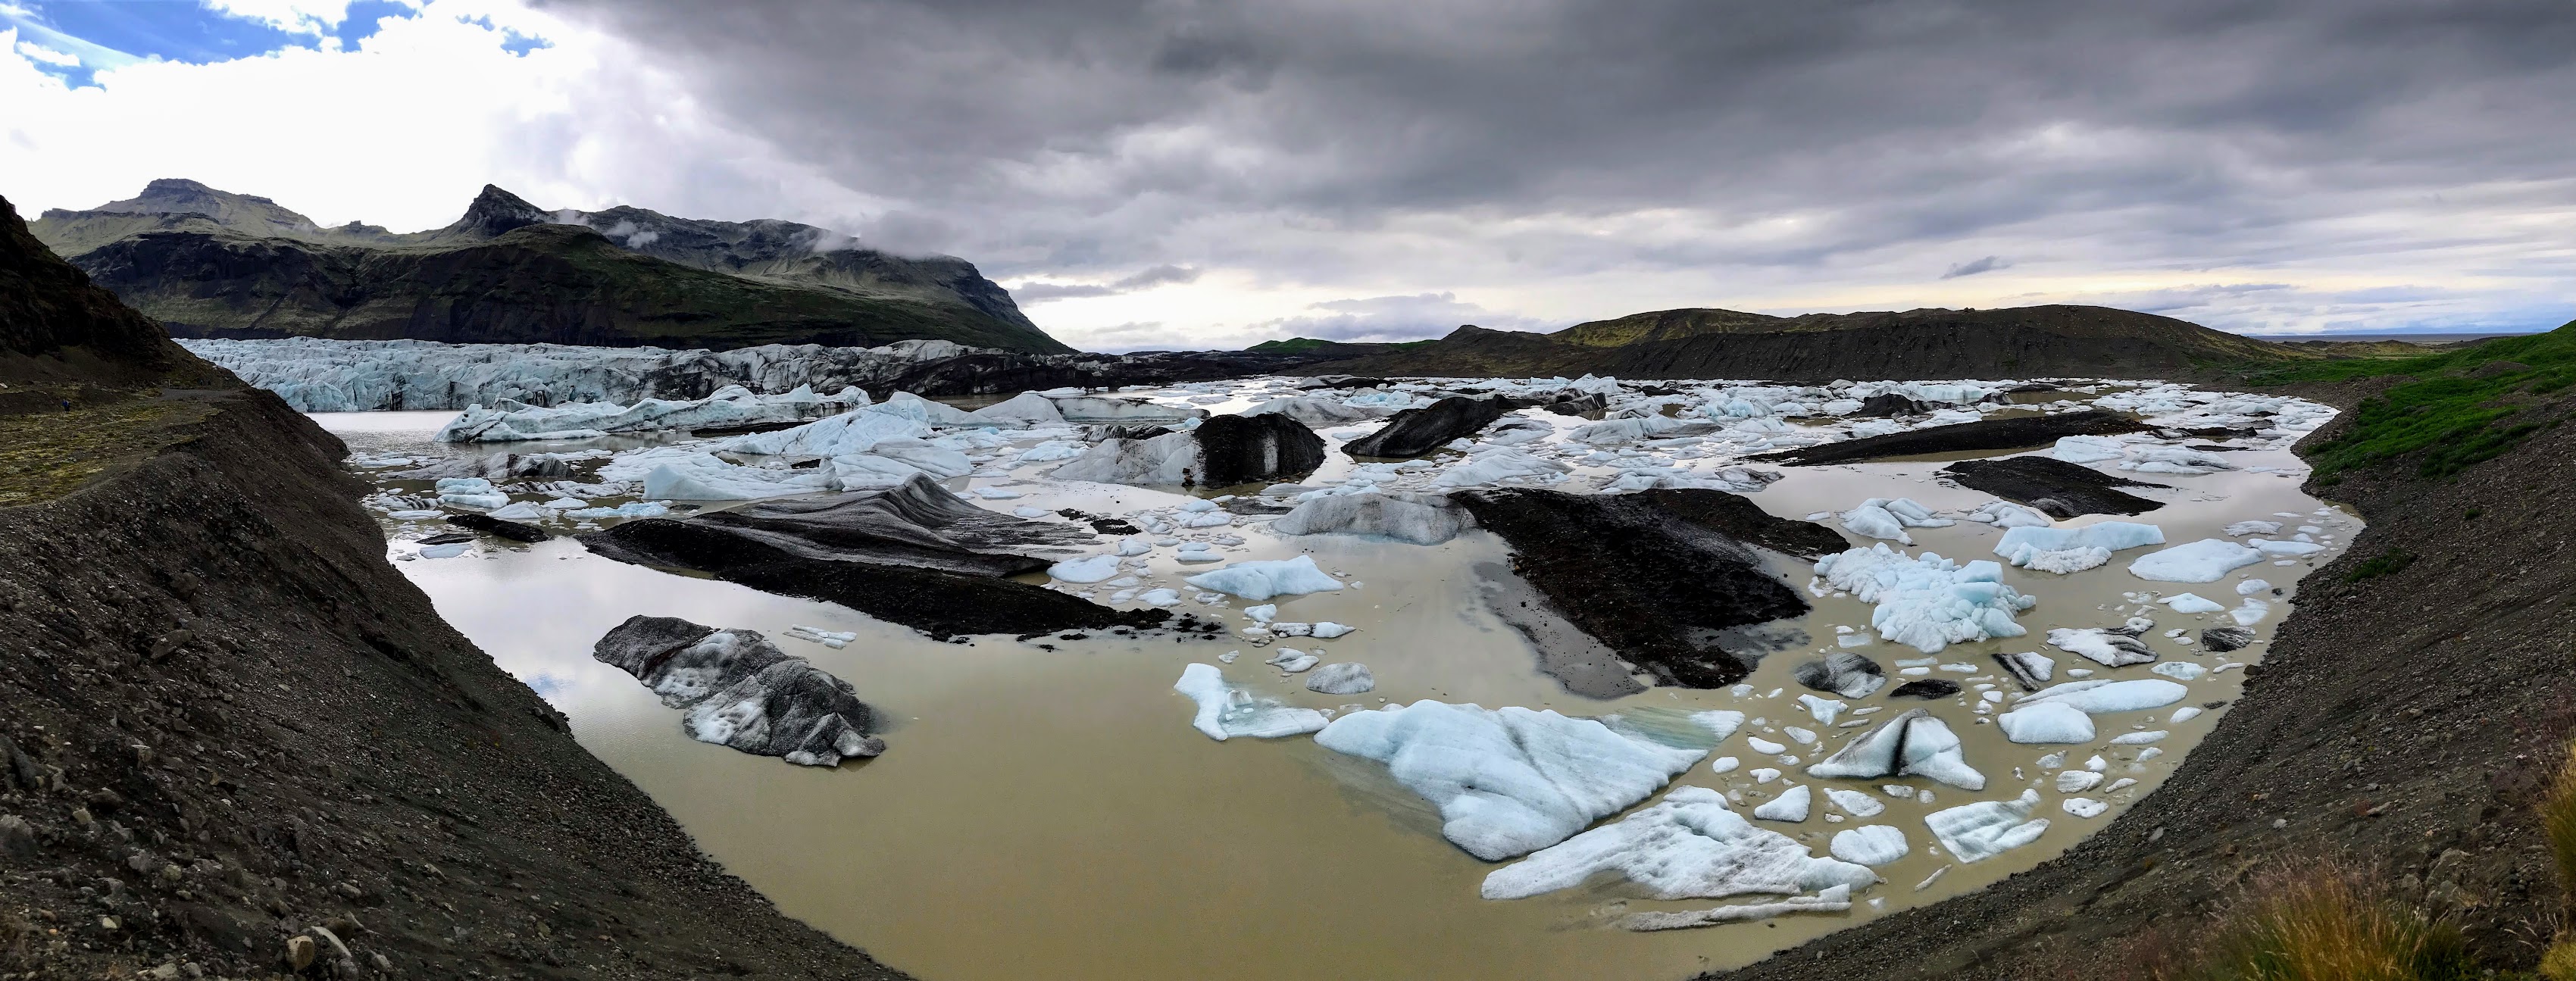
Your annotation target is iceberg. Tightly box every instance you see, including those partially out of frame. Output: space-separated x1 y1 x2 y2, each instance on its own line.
1752 784 1812 822
1804 709 1984 790
1923 789 2049 862
716 408 930 457
436 384 863 442
1478 786 1874 899
2050 435 2130 464
1269 492 1471 545
2128 539 2265 583
1183 555 1346 601
1318 701 1706 861
968 391 1065 425
1173 664 1330 741
2016 678 2190 714
1829 825 1910 867
1995 703 2096 744
1993 522 2165 572
1813 545 2035 652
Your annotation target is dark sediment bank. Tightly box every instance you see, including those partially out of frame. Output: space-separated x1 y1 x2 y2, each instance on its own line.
1452 488 1821 696
1749 409 2151 466
1939 455 2168 518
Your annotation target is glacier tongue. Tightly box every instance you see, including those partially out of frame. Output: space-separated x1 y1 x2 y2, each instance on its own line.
436 384 864 442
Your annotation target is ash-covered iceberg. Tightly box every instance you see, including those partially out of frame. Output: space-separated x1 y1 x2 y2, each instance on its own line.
590 615 884 766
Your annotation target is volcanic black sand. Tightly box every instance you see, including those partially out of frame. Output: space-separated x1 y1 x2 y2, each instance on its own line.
1749 408 2152 466
0 194 913 979
1939 455 2169 518
1718 382 2576 979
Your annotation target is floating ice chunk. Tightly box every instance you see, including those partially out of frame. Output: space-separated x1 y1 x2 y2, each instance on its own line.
2128 539 2264 583
2171 706 2204 724
1813 545 2034 653
564 501 669 520
720 407 929 457
1793 652 1887 699
1784 726 1818 745
783 625 859 648
1751 767 1782 783
1830 825 1909 867
2235 578 2271 596
1183 555 1346 601
1967 501 2054 528
2062 798 2108 818
1271 491 1471 545
1318 701 1705 860
1308 622 1355 639
1996 703 2096 744
1993 522 2165 572
2151 661 2207 681
2109 730 2168 745
2249 538 2324 557
1924 789 2050 862
1140 588 1182 607
1114 538 1154 557
1690 711 1748 742
1015 439 1091 463
1823 788 1885 818
1431 448 1572 488
2046 627 2156 667
1047 555 1123 583
2051 435 2131 464
2055 770 2104 793
2163 593 2225 614
2018 679 2190 714
1838 505 1911 543
1173 664 1330 742
2230 598 2271 626
1618 886 1856 930
1710 757 1741 774
1996 650 2055 688
1265 648 1319 673
1796 695 1848 726
2224 520 2284 536
1747 737 1787 754
417 542 471 558
1752 784 1812 822
1480 786 1873 901
1243 604 1277 623
968 391 1066 425
1805 709 1984 790
484 501 546 521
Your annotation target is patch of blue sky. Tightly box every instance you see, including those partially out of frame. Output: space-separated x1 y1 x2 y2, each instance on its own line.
2 0 430 87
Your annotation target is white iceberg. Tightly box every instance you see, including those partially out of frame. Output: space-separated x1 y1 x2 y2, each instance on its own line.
1813 545 2035 653
1923 789 2050 862
1478 786 1874 899
2128 539 2265 583
1804 709 1985 790
1318 701 1705 861
1829 825 1910 866
1184 555 1346 601
1173 664 1330 741
1995 703 2096 744
2016 678 2190 714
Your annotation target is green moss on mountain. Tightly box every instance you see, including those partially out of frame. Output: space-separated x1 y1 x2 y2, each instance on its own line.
2252 319 2576 479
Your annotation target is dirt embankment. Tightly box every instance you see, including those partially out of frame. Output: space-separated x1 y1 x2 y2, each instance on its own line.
1715 389 2576 979
0 192 910 979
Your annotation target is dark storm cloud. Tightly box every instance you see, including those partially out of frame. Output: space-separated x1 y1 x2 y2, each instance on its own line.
1941 257 2012 280
1011 264 1202 303
534 0 2576 333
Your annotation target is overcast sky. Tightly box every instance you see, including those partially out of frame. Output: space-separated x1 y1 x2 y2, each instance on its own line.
5 0 2572 350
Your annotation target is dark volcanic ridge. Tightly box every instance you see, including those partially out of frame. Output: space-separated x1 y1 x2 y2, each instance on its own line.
1294 305 2358 383
33 178 1067 353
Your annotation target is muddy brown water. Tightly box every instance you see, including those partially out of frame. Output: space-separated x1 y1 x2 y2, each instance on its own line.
317 395 2351 981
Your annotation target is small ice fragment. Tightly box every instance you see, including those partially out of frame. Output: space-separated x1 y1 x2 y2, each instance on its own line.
1747 737 1787 754
1709 756 1741 774
2055 770 2104 793
1830 825 1909 866
1752 785 1812 822
2061 797 2108 818
2109 730 2168 745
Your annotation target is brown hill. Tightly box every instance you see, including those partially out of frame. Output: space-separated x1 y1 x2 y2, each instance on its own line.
1302 305 2310 380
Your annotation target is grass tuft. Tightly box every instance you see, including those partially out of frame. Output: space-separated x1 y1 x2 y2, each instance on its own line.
2196 860 2474 981
2545 749 2576 901
2346 548 2416 583
2543 937 2576 981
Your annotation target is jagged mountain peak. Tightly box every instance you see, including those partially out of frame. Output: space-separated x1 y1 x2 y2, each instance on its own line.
440 183 552 241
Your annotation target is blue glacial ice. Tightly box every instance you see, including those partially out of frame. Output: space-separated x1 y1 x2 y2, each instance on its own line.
1173 664 1330 742
1184 555 1346 601
2127 538 2265 583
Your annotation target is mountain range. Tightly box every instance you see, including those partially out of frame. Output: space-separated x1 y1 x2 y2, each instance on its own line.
31 179 1069 353
1299 305 2336 380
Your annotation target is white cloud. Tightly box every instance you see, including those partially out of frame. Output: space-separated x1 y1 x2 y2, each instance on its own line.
198 0 362 36
0 2 893 239
13 39 73 65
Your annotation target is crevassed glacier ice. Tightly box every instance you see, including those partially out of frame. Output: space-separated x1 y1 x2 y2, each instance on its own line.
1318 701 1706 861
1992 522 2165 571
182 336 981 411
1924 789 2049 862
436 384 864 442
